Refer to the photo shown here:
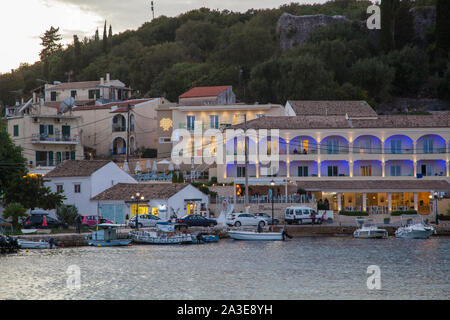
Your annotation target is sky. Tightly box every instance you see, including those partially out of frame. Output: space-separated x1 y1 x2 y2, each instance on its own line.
0 0 330 74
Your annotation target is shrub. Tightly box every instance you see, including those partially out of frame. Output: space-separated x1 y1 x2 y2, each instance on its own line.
391 210 417 216
2 203 27 230
339 211 368 216
56 205 79 226
178 171 184 183
172 172 178 183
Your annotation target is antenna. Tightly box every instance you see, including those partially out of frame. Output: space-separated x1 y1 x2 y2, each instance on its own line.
60 97 76 115
151 1 155 19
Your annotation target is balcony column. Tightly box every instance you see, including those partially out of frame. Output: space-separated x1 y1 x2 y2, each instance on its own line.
349 161 353 177
337 193 342 212
447 160 449 177
349 141 353 154
388 193 392 213
414 160 417 177
362 193 367 212
255 162 259 178
233 181 237 205
286 160 290 178
414 192 418 211
317 138 321 155
413 141 417 154
382 161 385 178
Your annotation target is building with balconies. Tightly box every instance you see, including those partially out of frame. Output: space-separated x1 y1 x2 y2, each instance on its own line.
216 102 450 216
3 98 84 175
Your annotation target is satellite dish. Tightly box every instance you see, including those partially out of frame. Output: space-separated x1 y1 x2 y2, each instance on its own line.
60 97 75 114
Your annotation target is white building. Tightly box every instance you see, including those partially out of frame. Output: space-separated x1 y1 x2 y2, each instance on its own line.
92 183 209 221
45 160 137 216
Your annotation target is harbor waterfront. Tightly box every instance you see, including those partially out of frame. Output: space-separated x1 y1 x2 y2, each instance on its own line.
1 237 449 300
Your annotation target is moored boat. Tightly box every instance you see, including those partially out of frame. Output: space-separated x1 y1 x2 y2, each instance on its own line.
395 215 435 239
228 230 286 241
87 227 131 247
353 219 388 239
17 238 57 249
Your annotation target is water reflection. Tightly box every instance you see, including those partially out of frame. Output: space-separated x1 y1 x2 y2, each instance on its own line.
0 237 449 300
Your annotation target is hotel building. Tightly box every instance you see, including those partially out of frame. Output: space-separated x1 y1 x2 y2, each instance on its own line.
216 101 450 215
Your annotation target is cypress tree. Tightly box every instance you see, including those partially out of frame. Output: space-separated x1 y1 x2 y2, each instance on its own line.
94 28 99 41
102 21 107 53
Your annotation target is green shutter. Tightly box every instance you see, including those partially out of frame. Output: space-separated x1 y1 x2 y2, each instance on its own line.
49 151 54 166
13 125 19 136
49 125 54 135
36 151 41 164
62 125 70 137
70 151 76 160
40 125 45 134
56 152 62 165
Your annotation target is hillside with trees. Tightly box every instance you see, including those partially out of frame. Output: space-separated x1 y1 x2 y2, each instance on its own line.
0 0 448 112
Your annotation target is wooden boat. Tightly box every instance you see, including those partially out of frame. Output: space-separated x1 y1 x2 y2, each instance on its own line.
131 230 193 244
228 230 284 241
87 228 131 247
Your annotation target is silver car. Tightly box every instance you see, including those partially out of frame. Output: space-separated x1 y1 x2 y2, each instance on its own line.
226 213 266 228
129 214 162 228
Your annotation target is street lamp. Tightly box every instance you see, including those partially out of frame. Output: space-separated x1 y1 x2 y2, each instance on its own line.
270 179 275 232
131 192 146 230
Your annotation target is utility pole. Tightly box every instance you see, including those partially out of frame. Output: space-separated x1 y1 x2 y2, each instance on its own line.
244 114 249 213
127 104 131 163
151 1 155 20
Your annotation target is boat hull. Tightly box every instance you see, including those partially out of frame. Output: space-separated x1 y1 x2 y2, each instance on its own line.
395 228 434 239
87 239 132 247
17 240 53 249
132 234 193 245
353 230 388 239
228 231 284 241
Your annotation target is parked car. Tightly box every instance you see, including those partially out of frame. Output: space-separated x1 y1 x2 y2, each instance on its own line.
226 213 266 228
23 213 64 229
129 214 163 228
177 214 217 227
285 206 322 225
254 213 279 225
81 215 114 227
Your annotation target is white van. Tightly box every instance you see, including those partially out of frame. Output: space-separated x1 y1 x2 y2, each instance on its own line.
285 206 322 225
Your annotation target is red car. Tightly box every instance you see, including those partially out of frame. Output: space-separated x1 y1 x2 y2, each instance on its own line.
81 215 114 227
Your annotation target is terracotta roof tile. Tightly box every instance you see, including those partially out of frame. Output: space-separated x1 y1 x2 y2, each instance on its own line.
288 100 377 118
73 99 154 111
179 86 231 99
92 183 191 200
45 160 111 178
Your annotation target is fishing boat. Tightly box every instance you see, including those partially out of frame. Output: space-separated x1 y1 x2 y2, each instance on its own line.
87 226 131 247
130 223 193 245
395 215 436 239
17 238 57 249
353 219 388 239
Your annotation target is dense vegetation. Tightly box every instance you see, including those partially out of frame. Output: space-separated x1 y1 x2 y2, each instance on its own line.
0 0 448 110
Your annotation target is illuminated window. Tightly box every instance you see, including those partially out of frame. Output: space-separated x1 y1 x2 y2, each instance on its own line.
361 165 372 176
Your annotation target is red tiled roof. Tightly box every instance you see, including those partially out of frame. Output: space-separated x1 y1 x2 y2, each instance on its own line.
179 86 231 99
73 99 155 111
46 160 111 178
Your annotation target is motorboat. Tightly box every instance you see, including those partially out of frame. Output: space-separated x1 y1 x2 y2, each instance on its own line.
353 219 388 239
21 229 38 234
17 238 57 249
228 230 285 241
395 215 436 239
130 223 193 245
87 226 131 247
192 233 219 243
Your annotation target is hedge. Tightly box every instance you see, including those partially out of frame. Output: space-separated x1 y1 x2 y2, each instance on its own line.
339 211 369 216
390 210 417 216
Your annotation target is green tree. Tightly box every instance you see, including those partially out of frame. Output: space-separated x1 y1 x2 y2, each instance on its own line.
394 0 414 50
39 26 62 80
3 203 27 230
73 35 82 79
172 172 178 183
103 21 108 53
380 0 400 52
56 205 78 227
94 28 100 41
436 0 450 52
178 171 184 183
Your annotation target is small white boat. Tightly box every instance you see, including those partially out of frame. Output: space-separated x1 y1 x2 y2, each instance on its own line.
21 229 38 234
353 219 388 239
228 230 285 241
17 239 56 249
395 215 435 239
131 230 193 244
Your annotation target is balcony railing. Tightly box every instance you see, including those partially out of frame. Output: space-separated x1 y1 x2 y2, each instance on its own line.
32 134 79 143
215 195 314 204
112 125 126 132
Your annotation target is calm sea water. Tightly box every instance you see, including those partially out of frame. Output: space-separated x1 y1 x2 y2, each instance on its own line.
1 237 449 300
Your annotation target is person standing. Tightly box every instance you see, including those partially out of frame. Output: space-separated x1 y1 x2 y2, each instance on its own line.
75 214 82 233
42 215 48 229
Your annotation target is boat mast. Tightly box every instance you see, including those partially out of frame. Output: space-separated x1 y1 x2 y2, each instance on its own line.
244 114 249 213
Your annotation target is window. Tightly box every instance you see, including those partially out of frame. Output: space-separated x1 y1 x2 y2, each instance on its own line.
62 125 70 138
187 115 195 131
360 139 372 154
256 114 264 118
13 125 19 137
423 138 433 154
210 115 219 129
297 166 309 177
74 184 81 193
88 90 95 99
391 139 402 154
361 165 372 176
390 165 401 176
56 185 64 193
421 164 433 176
40 124 54 137
327 139 339 154
71 90 77 98
237 166 246 177
159 137 171 144
50 91 57 101
327 166 338 177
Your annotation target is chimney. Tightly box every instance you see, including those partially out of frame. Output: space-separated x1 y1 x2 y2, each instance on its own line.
100 77 104 85
106 73 110 82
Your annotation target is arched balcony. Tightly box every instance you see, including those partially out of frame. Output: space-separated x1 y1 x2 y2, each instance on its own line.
259 161 287 177
112 114 126 132
289 161 318 177
353 135 382 154
384 135 413 154
129 114 136 132
226 137 257 156
226 162 257 178
289 136 317 155
416 160 446 177
385 160 414 177
416 134 446 154
112 137 127 155
320 160 349 177
353 160 382 177
321 135 349 154
258 136 287 155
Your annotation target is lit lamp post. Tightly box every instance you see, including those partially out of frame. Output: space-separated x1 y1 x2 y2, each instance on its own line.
429 191 439 225
131 192 146 230
270 179 275 232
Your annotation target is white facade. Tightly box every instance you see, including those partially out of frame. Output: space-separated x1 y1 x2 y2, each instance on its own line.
46 162 137 215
